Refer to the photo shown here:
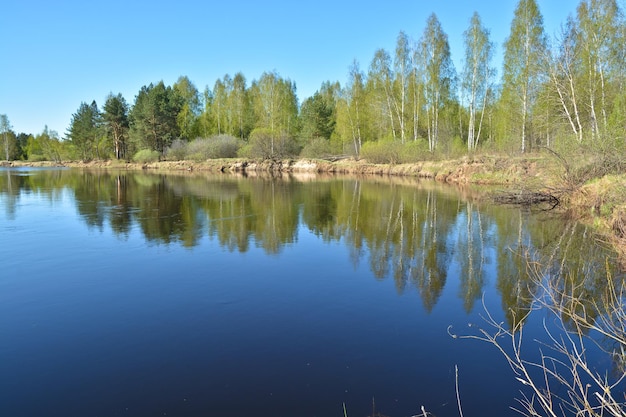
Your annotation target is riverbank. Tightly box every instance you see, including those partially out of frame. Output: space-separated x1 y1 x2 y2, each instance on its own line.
3 155 625 262
3 154 551 185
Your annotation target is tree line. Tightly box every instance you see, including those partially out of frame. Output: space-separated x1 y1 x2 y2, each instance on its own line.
1 0 624 163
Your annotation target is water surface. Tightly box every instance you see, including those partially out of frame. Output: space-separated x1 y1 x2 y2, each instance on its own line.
0 168 619 417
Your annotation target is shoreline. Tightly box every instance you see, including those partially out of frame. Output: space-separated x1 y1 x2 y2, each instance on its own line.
2 155 549 186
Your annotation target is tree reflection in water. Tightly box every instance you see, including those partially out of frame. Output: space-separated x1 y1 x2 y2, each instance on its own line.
0 168 621 320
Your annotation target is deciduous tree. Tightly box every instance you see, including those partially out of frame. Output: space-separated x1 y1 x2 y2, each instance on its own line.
228 72 252 140
336 60 367 156
394 31 411 143
502 0 548 153
461 12 494 151
0 114 11 161
249 71 298 137
419 13 456 152
173 75 201 141
103 93 129 159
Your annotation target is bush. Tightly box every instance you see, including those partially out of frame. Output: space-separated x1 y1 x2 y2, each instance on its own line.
239 129 299 159
164 136 242 161
133 149 160 163
360 139 404 164
27 153 47 162
398 140 432 163
187 135 241 160
165 139 187 161
300 137 332 159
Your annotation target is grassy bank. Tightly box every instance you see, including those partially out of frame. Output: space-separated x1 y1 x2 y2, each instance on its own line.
2 154 551 184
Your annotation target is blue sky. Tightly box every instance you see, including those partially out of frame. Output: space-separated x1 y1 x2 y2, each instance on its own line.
1 0 577 136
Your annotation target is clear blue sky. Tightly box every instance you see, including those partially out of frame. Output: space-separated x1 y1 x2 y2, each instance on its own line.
1 0 577 136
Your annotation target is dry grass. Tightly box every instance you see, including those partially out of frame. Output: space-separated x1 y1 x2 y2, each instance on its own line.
450 256 626 417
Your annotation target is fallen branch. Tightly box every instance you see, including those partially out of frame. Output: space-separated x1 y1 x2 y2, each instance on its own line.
492 189 560 210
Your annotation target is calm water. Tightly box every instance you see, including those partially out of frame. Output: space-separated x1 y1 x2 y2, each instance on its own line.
0 168 620 417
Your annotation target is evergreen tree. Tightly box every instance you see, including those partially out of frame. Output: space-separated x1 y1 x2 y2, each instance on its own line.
129 81 182 154
299 81 338 143
67 101 101 160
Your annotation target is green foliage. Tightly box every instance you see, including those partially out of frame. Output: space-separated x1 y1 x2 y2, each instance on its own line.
249 71 299 137
67 100 102 161
164 139 188 161
103 93 130 160
132 149 160 163
501 0 548 153
418 14 457 152
462 12 495 151
130 81 182 154
361 139 434 164
173 76 201 141
360 139 403 164
300 137 332 159
0 114 19 161
164 135 242 161
186 135 241 160
299 82 338 143
399 140 432 162
58 0 626 163
239 128 299 160
26 127 66 162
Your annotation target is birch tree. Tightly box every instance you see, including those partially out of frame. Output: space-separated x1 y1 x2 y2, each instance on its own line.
1 114 11 161
576 0 623 140
419 13 456 152
341 60 366 155
461 12 494 151
547 16 584 143
103 93 129 159
250 71 298 136
368 49 396 140
228 72 251 139
212 77 229 135
394 31 411 143
410 42 425 141
502 0 548 153
173 76 201 141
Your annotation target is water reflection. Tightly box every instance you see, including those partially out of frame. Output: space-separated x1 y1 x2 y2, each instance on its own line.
0 168 619 319
2 167 625 417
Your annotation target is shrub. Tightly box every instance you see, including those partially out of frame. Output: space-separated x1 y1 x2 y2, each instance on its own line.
28 154 48 162
164 136 242 161
360 139 403 164
300 137 332 159
398 140 431 163
240 129 299 159
165 139 188 161
186 135 241 161
133 149 160 163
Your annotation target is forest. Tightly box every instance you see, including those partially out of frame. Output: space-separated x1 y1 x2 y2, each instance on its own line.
1 0 625 165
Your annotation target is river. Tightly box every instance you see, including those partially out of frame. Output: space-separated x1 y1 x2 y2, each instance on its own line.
0 167 622 417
